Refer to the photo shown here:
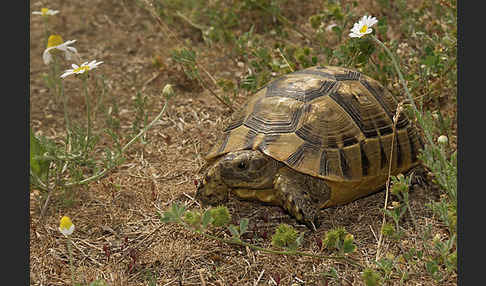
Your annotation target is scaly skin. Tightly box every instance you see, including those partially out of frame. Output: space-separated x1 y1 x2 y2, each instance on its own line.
196 150 332 228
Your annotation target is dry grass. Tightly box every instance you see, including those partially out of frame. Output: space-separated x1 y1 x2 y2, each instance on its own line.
30 0 456 285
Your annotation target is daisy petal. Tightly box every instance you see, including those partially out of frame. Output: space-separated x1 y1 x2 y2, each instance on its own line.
42 48 53 65
348 15 378 38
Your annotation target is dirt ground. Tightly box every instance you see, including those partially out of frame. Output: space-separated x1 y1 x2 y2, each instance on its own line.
29 0 455 285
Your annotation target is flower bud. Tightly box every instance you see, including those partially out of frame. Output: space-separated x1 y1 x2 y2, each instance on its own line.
162 84 175 99
437 135 448 144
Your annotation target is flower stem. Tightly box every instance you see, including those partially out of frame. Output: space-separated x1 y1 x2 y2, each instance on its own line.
66 238 75 284
50 56 58 98
121 100 168 153
83 76 91 153
370 35 433 146
43 17 49 47
60 81 71 133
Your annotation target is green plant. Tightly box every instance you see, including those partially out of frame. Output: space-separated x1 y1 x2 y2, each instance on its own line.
30 77 171 215
131 91 149 138
361 268 383 286
321 227 357 255
271 224 303 251
158 204 362 268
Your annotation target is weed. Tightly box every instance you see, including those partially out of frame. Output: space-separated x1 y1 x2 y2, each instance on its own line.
159 204 362 268
321 227 357 255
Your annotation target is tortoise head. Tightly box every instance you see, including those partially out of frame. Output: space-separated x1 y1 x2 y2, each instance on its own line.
196 150 281 205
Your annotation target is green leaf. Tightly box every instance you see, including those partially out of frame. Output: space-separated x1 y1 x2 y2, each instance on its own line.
362 268 382 286
323 267 339 279
446 251 457 272
271 224 299 249
342 234 357 254
184 211 202 227
322 228 342 250
424 54 439 67
171 203 186 218
30 128 49 181
160 211 176 223
239 218 249 235
210 206 231 227
202 209 213 229
425 259 440 277
228 224 240 238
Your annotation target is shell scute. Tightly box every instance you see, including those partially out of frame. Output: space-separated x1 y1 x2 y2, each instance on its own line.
206 66 422 182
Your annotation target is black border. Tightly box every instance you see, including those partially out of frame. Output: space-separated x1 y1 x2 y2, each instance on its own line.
25 1 31 284
11 0 29 284
458 1 477 285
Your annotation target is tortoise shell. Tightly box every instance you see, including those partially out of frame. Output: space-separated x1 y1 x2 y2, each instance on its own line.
206 66 423 188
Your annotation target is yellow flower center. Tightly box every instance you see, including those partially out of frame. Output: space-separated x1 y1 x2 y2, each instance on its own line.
73 66 90 73
41 8 49 16
60 216 73 230
47 35 63 48
359 25 368 34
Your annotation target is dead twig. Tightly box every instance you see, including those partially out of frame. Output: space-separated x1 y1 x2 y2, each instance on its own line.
198 269 207 286
254 269 265 286
375 102 403 261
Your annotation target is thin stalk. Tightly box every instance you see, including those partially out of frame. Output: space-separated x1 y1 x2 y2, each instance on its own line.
93 75 107 122
370 35 433 146
196 77 234 112
375 103 401 261
42 16 49 47
60 81 71 133
83 75 91 153
66 238 75 284
50 56 58 98
121 100 167 153
277 47 294 72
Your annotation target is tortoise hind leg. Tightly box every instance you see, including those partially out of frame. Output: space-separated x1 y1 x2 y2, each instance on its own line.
274 167 332 230
405 165 430 191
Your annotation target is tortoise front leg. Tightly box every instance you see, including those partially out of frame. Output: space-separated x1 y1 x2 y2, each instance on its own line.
274 167 332 230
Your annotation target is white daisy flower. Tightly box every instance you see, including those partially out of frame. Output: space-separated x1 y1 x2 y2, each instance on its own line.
32 8 59 16
59 216 75 236
60 60 104 78
349 15 378 38
43 35 78 65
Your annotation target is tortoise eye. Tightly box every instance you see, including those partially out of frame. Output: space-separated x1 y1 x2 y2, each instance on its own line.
237 161 248 170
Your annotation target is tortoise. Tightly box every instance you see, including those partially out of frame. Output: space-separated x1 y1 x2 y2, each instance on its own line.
195 66 423 228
